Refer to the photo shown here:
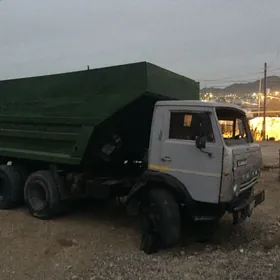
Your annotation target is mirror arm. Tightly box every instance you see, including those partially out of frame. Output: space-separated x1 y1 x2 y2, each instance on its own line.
198 148 212 158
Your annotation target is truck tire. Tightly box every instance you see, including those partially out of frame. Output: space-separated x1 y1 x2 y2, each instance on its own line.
139 188 181 254
0 165 24 209
24 170 61 219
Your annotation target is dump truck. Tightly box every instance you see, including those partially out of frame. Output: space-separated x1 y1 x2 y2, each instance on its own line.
0 62 265 254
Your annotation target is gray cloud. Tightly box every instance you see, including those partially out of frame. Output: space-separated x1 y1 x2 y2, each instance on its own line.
1 0 280 86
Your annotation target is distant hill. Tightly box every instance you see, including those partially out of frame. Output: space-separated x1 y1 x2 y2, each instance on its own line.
201 75 280 95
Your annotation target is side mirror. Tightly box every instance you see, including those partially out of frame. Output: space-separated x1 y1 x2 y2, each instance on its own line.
195 135 206 149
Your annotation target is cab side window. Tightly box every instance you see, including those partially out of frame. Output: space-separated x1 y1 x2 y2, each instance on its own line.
169 112 214 142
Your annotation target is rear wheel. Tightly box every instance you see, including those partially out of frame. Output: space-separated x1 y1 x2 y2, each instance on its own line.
24 170 62 219
139 188 181 254
0 165 25 209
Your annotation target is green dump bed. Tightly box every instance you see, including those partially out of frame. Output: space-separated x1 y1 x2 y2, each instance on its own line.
0 62 199 166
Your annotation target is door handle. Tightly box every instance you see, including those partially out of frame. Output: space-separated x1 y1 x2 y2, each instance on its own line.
161 156 171 162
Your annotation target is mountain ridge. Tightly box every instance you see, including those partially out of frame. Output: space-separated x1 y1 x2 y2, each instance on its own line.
201 75 280 95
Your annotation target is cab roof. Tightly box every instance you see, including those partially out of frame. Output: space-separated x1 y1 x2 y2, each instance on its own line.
156 100 246 113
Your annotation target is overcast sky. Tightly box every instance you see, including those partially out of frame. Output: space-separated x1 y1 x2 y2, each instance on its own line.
1 0 280 87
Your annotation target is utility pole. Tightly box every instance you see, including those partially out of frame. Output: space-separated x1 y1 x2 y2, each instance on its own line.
258 78 262 116
262 62 267 140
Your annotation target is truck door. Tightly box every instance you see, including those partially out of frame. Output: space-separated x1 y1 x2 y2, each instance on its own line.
156 106 224 204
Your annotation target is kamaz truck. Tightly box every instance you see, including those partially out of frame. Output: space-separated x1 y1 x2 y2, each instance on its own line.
0 62 265 254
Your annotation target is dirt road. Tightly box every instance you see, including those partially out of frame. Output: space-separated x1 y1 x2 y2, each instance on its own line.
258 141 280 168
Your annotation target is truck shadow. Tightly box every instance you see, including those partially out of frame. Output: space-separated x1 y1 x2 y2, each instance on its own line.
68 198 136 224
179 218 261 253
62 198 267 253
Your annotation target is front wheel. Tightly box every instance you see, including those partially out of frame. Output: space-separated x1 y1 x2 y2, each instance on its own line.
139 188 181 254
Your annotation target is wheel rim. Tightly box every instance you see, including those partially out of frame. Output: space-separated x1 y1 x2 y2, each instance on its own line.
28 182 47 211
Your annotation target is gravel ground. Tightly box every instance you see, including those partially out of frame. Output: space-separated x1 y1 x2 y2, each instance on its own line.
0 145 280 279
0 170 279 280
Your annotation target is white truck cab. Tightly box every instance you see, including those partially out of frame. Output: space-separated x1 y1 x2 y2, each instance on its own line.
128 100 265 254
150 100 263 205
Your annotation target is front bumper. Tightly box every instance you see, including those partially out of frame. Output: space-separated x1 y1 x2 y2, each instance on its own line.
231 190 265 224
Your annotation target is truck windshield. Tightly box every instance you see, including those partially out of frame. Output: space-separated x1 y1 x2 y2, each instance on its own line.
216 108 253 146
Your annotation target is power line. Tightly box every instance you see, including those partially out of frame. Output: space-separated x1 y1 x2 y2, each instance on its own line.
199 65 280 85
201 80 280 88
201 74 280 88
199 63 280 90
198 70 264 83
203 79 261 84
268 67 280 71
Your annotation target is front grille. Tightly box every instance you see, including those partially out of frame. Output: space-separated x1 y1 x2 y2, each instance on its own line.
239 176 259 192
